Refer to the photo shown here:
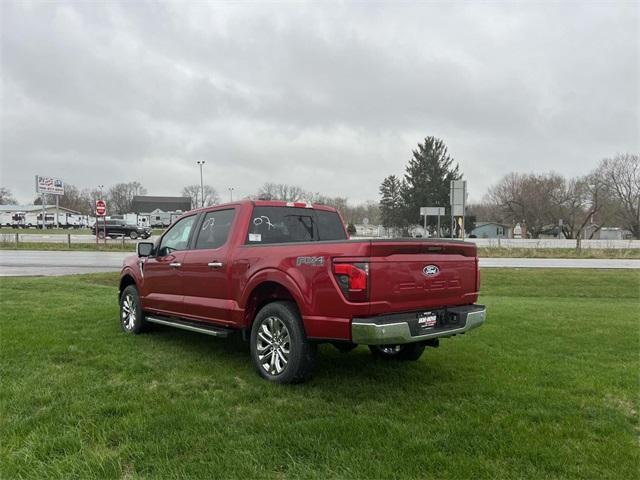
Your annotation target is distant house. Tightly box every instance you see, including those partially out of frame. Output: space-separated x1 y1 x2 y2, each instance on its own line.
130 196 192 214
582 226 633 240
469 222 512 239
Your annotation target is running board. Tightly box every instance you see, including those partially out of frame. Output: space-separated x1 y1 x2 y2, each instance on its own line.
145 315 234 338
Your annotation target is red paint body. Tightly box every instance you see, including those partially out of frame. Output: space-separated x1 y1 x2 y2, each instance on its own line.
119 200 480 341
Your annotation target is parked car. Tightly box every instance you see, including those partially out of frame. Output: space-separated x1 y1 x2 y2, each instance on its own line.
118 200 485 383
94 220 151 239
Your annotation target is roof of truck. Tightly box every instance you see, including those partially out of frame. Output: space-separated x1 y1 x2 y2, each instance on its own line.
187 199 339 215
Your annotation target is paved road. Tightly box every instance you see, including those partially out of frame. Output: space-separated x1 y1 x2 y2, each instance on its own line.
0 250 130 276
1 250 639 276
479 257 640 269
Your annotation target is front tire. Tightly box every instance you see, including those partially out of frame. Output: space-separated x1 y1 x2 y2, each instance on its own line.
129 231 138 239
119 285 146 334
250 301 316 384
369 343 426 361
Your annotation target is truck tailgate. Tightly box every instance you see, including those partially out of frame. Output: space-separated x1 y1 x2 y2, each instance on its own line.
367 241 478 314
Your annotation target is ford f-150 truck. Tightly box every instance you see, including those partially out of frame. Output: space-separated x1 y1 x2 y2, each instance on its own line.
119 200 485 383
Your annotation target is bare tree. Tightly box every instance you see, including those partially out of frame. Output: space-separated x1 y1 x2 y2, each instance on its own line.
0 187 17 205
52 184 95 215
487 172 566 238
181 185 220 207
467 202 506 224
256 183 306 201
108 182 148 214
593 153 640 238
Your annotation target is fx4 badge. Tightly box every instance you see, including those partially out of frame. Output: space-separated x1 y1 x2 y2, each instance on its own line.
296 256 325 267
423 265 440 276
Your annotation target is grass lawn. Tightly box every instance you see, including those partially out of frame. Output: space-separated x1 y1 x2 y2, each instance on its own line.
1 269 638 478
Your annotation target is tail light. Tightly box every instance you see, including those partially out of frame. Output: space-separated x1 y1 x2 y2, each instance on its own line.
333 262 369 302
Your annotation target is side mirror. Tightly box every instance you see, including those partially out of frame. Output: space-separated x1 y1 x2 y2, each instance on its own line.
137 242 154 257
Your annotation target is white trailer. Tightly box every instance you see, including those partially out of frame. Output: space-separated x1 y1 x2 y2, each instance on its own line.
149 210 172 227
137 215 150 228
0 212 13 227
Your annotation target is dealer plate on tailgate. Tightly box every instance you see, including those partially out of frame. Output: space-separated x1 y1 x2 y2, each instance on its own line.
417 312 438 330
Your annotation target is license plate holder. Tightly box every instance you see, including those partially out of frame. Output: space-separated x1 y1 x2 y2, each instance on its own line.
417 311 438 331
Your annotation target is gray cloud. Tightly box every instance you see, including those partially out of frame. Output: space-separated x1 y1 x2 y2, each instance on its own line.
1 1 638 204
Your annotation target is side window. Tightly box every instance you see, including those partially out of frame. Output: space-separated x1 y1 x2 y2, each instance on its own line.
159 215 196 254
315 210 347 241
247 207 317 244
195 209 236 250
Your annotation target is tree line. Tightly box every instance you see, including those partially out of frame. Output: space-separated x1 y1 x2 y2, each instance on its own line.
377 137 638 239
473 153 639 239
1 145 636 239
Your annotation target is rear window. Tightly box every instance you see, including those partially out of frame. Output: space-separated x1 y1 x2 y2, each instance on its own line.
246 206 346 244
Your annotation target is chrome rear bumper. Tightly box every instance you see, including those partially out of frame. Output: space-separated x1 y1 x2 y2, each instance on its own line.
351 304 486 345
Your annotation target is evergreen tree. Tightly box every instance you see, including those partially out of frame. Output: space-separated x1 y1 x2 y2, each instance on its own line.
379 175 405 228
402 137 461 225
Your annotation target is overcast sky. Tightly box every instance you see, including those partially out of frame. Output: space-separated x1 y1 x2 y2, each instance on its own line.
1 1 638 205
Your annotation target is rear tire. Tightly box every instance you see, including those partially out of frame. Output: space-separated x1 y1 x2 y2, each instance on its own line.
97 230 105 239
119 285 146 334
250 301 316 384
369 343 425 361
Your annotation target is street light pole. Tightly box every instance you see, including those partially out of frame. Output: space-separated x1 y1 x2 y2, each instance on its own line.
228 187 234 202
196 161 205 207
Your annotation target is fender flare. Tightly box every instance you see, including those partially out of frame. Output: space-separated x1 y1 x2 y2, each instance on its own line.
239 268 310 316
119 266 141 293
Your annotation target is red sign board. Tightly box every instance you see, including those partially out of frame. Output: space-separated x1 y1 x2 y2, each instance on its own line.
95 200 107 216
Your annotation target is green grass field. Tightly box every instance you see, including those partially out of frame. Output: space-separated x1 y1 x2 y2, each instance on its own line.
1 269 638 479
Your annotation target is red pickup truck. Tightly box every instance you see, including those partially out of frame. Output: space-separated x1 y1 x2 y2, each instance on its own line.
119 200 485 383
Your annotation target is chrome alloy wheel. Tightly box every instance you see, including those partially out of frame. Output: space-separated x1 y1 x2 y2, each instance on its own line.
256 316 291 376
121 294 136 331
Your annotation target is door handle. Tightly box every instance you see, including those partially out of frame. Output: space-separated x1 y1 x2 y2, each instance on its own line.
169 262 182 268
207 262 224 269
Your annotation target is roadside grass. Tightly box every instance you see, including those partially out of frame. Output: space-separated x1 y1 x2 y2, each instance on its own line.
0 241 135 252
477 247 640 259
1 269 639 479
0 228 166 236
0 228 93 235
2 240 639 259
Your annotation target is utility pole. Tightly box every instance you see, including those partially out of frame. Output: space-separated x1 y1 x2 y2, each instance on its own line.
196 161 205 207
228 187 234 202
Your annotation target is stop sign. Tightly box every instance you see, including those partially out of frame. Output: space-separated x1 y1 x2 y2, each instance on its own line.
95 199 107 216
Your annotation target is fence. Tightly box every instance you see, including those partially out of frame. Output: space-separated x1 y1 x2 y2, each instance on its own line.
1 233 159 246
2 233 639 250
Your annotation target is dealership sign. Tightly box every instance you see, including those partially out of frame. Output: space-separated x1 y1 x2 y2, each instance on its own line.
35 175 65 195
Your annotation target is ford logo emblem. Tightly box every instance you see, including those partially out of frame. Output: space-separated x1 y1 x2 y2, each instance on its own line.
423 265 439 276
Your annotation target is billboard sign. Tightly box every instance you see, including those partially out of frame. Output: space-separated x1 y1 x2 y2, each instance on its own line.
450 180 466 207
420 207 445 216
35 175 65 195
